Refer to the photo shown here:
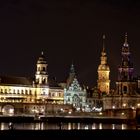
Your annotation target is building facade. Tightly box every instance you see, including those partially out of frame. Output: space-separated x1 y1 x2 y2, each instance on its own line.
0 52 64 115
64 64 86 110
103 33 140 110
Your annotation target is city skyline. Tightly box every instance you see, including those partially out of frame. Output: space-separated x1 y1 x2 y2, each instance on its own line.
0 0 140 88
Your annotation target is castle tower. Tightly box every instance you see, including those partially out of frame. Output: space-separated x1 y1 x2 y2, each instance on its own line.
116 33 137 95
35 51 48 85
97 35 110 94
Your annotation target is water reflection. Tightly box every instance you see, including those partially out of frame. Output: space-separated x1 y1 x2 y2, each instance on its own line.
0 122 136 130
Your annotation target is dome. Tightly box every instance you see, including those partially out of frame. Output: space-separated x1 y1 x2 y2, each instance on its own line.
98 64 110 71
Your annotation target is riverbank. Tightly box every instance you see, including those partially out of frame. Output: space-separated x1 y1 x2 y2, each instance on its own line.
0 115 136 124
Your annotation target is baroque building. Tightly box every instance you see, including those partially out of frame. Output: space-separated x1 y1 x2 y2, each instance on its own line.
64 64 86 110
0 52 64 115
97 35 110 95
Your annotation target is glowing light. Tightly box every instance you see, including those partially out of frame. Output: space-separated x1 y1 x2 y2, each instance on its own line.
85 125 88 130
68 111 72 114
68 123 71 130
112 106 115 109
121 112 124 115
131 107 135 110
112 124 115 130
92 123 96 129
99 123 102 129
99 112 103 115
9 109 14 114
123 103 126 107
122 124 126 130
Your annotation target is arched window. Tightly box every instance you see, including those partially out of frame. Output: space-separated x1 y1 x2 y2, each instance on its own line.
43 67 46 71
25 90 28 95
123 86 127 93
37 67 40 71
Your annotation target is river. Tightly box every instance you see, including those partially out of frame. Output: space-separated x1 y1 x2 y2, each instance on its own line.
0 122 137 130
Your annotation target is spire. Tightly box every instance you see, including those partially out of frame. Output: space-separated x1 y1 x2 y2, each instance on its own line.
123 32 129 47
102 34 105 52
70 63 75 74
101 34 106 56
41 51 44 56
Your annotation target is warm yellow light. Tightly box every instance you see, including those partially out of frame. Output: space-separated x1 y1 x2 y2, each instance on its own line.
123 103 126 107
99 112 103 115
112 105 115 109
121 112 124 115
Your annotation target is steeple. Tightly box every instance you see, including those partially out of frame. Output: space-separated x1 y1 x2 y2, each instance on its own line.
70 63 75 74
97 35 110 94
119 33 133 80
116 33 136 95
102 34 105 52
66 63 76 88
123 32 129 47
101 35 107 65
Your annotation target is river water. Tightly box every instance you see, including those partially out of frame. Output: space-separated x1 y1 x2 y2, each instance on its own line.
0 122 137 130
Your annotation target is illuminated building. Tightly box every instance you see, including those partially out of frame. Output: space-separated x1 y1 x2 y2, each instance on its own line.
103 33 140 110
116 33 137 95
97 35 110 95
0 52 64 115
64 64 86 110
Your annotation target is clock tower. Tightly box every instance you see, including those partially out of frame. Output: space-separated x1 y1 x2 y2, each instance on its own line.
97 35 110 94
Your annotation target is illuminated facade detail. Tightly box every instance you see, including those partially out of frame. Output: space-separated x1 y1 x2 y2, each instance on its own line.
116 33 137 95
0 52 64 115
35 51 48 85
103 33 140 110
86 87 103 112
64 64 86 109
97 35 110 94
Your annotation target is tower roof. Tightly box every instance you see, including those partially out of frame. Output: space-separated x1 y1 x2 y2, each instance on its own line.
37 51 47 64
123 32 129 47
66 63 76 88
101 34 106 56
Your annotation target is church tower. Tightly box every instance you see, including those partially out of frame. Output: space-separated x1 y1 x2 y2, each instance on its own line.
116 33 137 95
66 63 76 88
97 35 110 94
35 51 48 85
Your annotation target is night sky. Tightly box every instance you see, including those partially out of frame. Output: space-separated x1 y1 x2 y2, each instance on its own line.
0 0 140 89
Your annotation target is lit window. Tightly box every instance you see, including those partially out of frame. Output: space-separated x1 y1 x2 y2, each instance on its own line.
29 90 32 95
5 89 7 93
1 89 3 93
21 90 24 94
25 90 28 95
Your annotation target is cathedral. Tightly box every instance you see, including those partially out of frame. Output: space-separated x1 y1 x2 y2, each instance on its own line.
99 33 140 111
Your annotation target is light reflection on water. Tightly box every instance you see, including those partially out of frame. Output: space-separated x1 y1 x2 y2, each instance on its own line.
0 122 136 130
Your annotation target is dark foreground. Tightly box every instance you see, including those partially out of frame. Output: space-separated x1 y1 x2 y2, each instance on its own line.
0 130 140 139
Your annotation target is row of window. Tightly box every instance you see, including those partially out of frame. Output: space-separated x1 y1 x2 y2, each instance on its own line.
0 89 34 95
49 92 63 97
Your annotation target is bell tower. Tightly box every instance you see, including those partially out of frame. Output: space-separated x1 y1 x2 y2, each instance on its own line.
97 35 110 94
116 33 137 95
35 51 48 85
